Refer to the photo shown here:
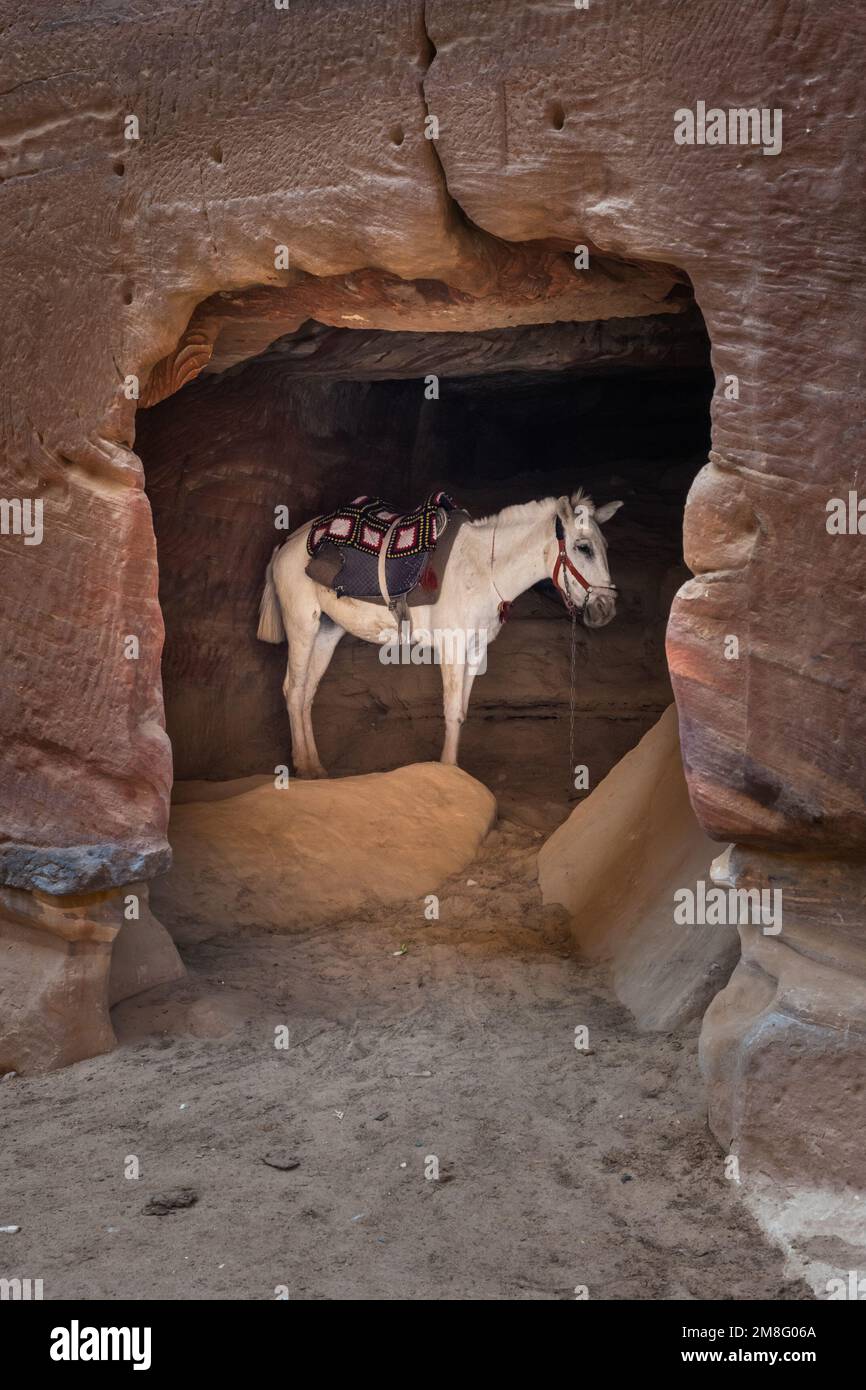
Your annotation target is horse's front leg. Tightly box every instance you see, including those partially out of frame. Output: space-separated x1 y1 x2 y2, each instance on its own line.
461 658 482 723
440 659 466 766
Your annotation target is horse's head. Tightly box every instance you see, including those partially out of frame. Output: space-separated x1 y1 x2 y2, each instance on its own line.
551 492 623 627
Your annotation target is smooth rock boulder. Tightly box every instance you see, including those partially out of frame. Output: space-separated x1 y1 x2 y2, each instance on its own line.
700 846 866 1190
538 705 736 1031
0 881 185 1074
152 763 496 941
108 884 185 1006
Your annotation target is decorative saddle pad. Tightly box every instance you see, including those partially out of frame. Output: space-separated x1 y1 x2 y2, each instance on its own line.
305 491 458 601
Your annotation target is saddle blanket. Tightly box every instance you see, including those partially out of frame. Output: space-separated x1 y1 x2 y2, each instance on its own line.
305 491 459 601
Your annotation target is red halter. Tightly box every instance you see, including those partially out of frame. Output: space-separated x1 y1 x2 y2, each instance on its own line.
492 515 608 622
552 516 591 612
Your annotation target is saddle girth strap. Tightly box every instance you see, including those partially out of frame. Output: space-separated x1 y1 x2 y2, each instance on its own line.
377 518 411 633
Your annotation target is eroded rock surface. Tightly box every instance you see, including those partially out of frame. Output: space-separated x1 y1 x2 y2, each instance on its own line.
539 706 735 1031
0 882 182 1074
700 846 866 1190
1 0 863 878
151 763 497 940
0 0 863 1195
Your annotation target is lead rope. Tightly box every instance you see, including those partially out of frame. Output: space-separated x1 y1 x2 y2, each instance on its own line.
569 605 577 797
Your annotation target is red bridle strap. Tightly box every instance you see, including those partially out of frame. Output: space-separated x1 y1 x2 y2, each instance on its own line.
552 518 591 611
553 538 590 594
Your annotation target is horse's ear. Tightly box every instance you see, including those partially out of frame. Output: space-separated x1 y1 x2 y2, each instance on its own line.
555 495 572 526
595 500 624 525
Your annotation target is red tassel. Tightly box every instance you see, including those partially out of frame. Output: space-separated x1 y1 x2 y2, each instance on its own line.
498 601 512 624
421 567 439 591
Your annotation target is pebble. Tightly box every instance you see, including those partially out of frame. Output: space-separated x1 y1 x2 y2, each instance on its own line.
261 1153 301 1171
142 1189 198 1216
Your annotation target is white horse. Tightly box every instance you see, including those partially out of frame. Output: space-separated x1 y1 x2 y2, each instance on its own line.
257 491 622 777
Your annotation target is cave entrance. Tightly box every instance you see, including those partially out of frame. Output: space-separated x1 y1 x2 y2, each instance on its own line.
137 303 712 837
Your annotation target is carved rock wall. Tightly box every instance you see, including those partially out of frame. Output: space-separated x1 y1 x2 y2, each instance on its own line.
2 0 862 883
1 0 864 1190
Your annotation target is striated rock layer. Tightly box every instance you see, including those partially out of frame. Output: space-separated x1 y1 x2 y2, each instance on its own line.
0 0 864 1192
1 0 863 875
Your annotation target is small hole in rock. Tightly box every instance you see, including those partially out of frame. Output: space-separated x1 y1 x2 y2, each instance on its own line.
390 125 405 146
211 143 223 165
548 101 565 131
113 160 125 176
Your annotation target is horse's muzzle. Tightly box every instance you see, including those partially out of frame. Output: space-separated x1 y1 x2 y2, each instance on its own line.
583 589 617 628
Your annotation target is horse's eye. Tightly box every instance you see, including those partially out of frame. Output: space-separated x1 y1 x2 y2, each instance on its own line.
577 543 593 558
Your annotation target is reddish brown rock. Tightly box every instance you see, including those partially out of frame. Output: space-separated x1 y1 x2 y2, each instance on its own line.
0 882 184 1074
0 0 863 1204
700 846 866 1189
2 0 862 881
0 887 117 1074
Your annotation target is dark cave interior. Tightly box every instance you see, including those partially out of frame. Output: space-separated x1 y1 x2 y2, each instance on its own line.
137 307 712 826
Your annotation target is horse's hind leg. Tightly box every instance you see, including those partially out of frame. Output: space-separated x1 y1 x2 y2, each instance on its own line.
282 622 319 778
300 617 345 777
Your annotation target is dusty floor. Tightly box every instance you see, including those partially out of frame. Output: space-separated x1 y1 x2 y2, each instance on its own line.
1 801 811 1301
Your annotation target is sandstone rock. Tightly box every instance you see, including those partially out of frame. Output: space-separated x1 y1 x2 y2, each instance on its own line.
0 882 185 1074
0 0 861 884
0 0 863 1198
151 763 496 940
700 846 866 1189
2 0 862 879
108 883 185 1007
163 253 683 386
196 310 705 383
0 887 118 1074
538 706 736 1031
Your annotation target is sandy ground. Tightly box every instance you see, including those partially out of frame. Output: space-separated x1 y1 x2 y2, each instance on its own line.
0 801 811 1302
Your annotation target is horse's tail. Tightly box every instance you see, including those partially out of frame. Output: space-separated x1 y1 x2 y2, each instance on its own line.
257 545 286 644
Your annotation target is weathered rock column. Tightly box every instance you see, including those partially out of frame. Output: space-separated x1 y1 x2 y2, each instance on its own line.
699 848 866 1187
0 884 183 1074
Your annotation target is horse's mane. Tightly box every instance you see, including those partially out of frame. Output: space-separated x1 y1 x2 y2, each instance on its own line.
471 489 592 527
